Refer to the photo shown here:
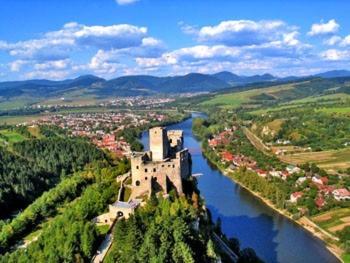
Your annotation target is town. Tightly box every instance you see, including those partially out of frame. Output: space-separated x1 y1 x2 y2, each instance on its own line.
26 111 172 156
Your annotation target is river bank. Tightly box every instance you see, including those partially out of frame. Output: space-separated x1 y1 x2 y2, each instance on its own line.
199 142 345 262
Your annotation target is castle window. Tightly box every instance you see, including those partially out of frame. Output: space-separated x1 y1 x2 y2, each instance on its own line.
162 164 164 167
135 180 140 186
136 165 139 169
145 168 148 173
145 177 148 180
153 168 156 172
173 164 175 168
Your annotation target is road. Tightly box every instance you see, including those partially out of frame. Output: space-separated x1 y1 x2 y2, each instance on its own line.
91 234 113 263
212 232 239 263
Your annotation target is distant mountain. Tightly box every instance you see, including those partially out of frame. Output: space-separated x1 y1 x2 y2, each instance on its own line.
212 71 276 85
314 70 350 78
0 75 105 96
1 70 350 105
91 73 228 96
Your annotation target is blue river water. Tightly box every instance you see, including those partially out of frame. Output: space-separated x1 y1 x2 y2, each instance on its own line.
141 113 339 263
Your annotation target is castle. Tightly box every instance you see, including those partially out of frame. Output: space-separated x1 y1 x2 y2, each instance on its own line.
130 127 191 197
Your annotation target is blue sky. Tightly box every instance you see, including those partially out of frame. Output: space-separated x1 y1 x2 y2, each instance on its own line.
1 0 350 80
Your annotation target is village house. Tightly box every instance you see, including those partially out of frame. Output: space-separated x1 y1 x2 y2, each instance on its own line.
281 171 291 180
269 170 282 178
290 192 303 203
286 165 301 174
256 169 268 178
332 188 350 201
296 176 307 185
315 196 325 209
312 175 328 185
221 151 234 163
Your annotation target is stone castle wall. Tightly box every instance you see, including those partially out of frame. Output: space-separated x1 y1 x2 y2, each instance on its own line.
131 127 190 197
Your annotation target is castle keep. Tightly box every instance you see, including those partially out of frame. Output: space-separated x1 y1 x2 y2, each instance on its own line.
131 127 191 197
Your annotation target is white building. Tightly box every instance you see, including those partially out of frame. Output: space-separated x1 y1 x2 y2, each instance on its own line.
332 189 350 201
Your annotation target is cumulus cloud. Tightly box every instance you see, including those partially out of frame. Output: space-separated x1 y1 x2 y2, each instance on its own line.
34 59 71 71
340 35 350 46
115 0 139 5
25 70 70 80
187 20 294 46
9 60 29 72
308 19 339 36
0 22 148 61
323 35 342 46
320 49 350 61
136 45 241 69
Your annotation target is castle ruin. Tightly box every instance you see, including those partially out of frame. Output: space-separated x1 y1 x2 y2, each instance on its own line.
131 127 191 197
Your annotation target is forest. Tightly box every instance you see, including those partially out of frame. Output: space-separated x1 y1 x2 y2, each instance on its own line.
0 127 105 215
0 159 129 262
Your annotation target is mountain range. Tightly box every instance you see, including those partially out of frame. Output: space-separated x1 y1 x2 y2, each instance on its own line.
0 70 350 100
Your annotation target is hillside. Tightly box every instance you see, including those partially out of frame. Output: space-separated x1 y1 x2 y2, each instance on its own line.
200 77 350 109
1 69 350 110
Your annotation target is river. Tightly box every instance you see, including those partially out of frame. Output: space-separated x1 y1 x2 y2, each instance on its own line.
141 113 339 263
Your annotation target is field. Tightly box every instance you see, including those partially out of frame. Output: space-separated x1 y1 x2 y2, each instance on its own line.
279 148 350 172
200 83 297 108
250 93 350 115
0 115 45 125
312 208 350 234
0 96 37 111
317 107 350 115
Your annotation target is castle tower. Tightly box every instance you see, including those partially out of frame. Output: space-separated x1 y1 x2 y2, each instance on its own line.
149 127 169 161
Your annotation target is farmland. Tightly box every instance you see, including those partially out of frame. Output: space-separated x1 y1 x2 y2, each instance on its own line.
313 208 350 234
279 148 350 172
200 82 297 108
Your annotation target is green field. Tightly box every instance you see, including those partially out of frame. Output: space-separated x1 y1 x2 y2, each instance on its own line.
317 107 350 115
250 93 350 115
0 130 26 143
201 83 296 108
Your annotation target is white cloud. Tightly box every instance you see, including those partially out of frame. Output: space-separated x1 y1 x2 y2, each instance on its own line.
0 22 148 61
9 60 28 72
308 19 339 36
340 35 350 46
115 0 139 5
323 35 342 46
320 49 350 61
34 59 70 71
192 20 293 46
136 45 242 68
25 70 70 80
